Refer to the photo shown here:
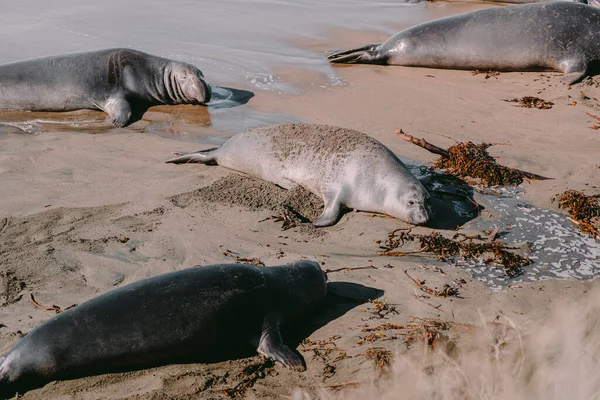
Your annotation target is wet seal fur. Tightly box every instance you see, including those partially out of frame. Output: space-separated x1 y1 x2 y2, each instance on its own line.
0 261 326 393
328 2 600 85
167 123 432 227
0 48 211 127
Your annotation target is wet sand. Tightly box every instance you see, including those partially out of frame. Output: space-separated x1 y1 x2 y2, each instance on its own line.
1 2 600 399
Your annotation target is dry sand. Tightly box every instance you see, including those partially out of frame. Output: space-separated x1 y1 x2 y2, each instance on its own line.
1 29 600 400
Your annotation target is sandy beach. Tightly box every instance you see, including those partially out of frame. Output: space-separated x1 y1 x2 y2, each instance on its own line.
1 2 600 399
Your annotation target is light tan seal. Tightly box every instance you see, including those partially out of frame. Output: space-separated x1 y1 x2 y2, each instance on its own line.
167 123 432 226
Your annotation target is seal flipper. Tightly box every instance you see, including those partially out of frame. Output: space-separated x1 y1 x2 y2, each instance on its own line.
313 190 342 227
327 44 386 64
560 59 588 85
104 96 133 127
165 148 219 164
257 325 305 371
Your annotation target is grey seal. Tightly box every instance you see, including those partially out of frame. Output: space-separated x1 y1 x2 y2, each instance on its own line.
0 48 211 127
167 123 432 226
328 2 600 85
0 261 326 392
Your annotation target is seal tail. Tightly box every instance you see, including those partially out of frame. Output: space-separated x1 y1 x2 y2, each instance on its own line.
327 44 385 64
166 148 219 165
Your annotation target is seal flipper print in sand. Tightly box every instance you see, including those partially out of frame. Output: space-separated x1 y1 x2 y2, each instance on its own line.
328 2 600 85
0 48 211 127
167 124 432 227
0 261 326 393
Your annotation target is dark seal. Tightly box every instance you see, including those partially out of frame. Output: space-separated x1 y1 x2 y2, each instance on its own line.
328 2 600 84
0 261 326 392
0 48 212 126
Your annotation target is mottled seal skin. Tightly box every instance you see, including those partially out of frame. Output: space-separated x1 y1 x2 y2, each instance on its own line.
0 48 211 127
328 2 600 85
0 261 326 391
167 123 432 227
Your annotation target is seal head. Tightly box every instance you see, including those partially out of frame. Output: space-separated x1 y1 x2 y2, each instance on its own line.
166 62 212 105
389 181 432 225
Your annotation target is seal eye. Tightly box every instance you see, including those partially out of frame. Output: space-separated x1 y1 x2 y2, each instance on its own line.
408 200 415 206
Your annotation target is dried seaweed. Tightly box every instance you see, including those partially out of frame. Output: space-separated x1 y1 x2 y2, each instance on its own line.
362 347 392 375
362 323 405 332
324 265 377 274
472 70 500 79
365 299 399 319
222 249 265 266
378 229 530 278
403 270 460 298
435 142 526 186
30 294 77 314
301 336 348 379
556 190 600 239
504 96 554 109
223 358 275 398
405 317 450 347
396 130 551 186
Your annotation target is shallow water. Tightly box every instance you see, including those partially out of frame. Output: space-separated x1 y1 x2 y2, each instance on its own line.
0 0 491 136
0 0 489 94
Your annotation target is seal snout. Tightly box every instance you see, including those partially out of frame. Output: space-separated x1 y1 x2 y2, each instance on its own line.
196 72 212 104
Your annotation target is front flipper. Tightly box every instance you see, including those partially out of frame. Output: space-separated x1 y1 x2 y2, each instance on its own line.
257 325 305 371
313 190 342 227
104 96 133 127
560 59 588 85
327 44 386 64
165 148 219 164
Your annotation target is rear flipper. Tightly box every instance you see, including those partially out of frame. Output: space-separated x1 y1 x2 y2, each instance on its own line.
165 148 219 164
257 325 305 371
327 44 386 64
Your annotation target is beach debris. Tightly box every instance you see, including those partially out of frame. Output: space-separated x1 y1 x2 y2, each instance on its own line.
362 347 393 375
324 265 377 274
405 317 450 348
586 112 600 130
361 323 405 332
357 322 406 345
556 190 600 239
301 336 349 379
472 69 500 79
221 248 265 266
364 299 399 319
504 96 554 109
30 294 77 314
396 129 551 186
403 270 460 298
378 228 530 278
223 357 275 398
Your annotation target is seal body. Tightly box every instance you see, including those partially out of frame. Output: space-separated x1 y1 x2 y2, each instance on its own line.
328 2 600 84
0 261 326 389
0 48 211 126
167 124 432 226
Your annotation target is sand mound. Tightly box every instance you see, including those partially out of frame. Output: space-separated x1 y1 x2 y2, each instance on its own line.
171 174 325 226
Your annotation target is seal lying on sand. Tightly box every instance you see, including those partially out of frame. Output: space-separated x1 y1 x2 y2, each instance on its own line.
0 48 211 127
0 261 326 392
167 124 432 226
328 2 600 85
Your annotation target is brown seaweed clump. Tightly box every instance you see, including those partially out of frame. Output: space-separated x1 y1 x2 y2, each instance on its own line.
433 142 525 186
378 229 530 278
505 96 554 109
557 190 600 239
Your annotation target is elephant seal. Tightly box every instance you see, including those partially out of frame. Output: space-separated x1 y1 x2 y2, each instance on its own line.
0 48 211 127
0 261 326 392
328 2 600 85
167 124 432 226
